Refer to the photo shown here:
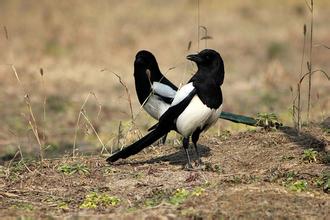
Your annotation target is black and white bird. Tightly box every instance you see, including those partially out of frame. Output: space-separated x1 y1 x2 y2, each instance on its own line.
134 50 177 120
107 49 224 168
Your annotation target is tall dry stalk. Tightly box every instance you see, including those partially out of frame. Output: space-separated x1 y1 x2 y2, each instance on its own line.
40 68 47 145
11 65 44 162
111 72 134 122
305 0 314 123
73 92 104 156
296 24 307 132
197 0 200 52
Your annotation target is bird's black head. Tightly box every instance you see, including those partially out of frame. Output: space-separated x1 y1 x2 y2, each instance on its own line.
134 50 162 82
187 49 225 85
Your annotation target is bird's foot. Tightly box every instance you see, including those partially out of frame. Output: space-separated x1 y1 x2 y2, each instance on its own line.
192 159 205 170
184 162 194 171
195 159 204 166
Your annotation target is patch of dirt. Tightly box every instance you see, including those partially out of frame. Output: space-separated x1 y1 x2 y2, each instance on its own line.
0 124 329 219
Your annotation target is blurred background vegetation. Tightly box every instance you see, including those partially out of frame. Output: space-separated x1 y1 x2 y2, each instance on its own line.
0 0 329 159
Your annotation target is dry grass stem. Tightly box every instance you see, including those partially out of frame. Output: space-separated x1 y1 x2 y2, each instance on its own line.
3 25 9 40
306 0 314 123
111 72 134 121
10 64 44 162
80 111 108 155
73 92 103 156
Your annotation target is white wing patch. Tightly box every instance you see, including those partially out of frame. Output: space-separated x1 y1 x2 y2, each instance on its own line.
152 82 176 99
143 95 171 120
171 82 195 106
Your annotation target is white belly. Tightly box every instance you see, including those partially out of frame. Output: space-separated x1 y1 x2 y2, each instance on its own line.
176 96 222 137
144 95 171 120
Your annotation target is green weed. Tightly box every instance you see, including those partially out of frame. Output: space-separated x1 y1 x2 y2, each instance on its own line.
302 149 318 163
256 112 281 129
289 180 308 192
315 172 330 193
58 201 69 209
169 188 190 205
144 189 168 207
11 203 34 211
80 192 120 209
57 163 90 175
204 162 222 174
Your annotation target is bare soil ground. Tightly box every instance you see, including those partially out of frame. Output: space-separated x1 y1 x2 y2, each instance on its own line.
0 124 329 219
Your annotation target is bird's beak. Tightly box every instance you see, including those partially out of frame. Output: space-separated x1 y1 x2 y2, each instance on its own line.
186 54 203 63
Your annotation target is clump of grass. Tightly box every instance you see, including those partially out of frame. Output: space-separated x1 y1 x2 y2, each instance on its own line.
57 163 90 175
315 172 329 193
80 192 120 209
169 188 190 205
57 201 69 210
256 112 281 129
302 148 318 163
204 162 222 174
11 203 34 211
144 189 168 207
288 180 308 192
169 187 206 205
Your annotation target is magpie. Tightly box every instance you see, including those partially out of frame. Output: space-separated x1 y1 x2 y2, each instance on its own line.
134 50 177 143
134 50 177 120
107 49 224 168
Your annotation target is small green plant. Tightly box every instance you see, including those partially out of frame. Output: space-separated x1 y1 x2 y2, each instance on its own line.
191 187 205 196
302 149 318 163
289 180 308 192
315 172 330 193
11 203 34 211
144 189 168 207
57 163 90 175
80 192 120 209
256 112 281 129
281 155 295 161
203 162 222 174
286 171 298 182
58 201 69 209
169 188 190 205
217 130 231 140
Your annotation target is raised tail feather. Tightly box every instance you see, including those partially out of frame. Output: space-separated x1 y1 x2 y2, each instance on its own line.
106 128 168 163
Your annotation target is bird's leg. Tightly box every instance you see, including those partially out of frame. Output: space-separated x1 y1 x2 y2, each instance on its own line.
183 137 193 169
192 130 203 166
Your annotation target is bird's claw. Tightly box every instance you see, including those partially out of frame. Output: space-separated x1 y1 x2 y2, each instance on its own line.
184 163 194 171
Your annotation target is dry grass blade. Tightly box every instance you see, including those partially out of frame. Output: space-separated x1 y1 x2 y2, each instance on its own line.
111 72 134 121
3 25 9 40
200 26 212 48
197 0 200 51
11 65 22 85
73 92 103 156
80 110 108 155
187 41 192 51
40 68 46 145
10 65 44 162
295 24 307 132
314 43 330 50
24 95 43 161
307 0 314 123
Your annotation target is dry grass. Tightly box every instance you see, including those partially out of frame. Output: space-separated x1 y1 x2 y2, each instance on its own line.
0 124 329 219
0 0 329 158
